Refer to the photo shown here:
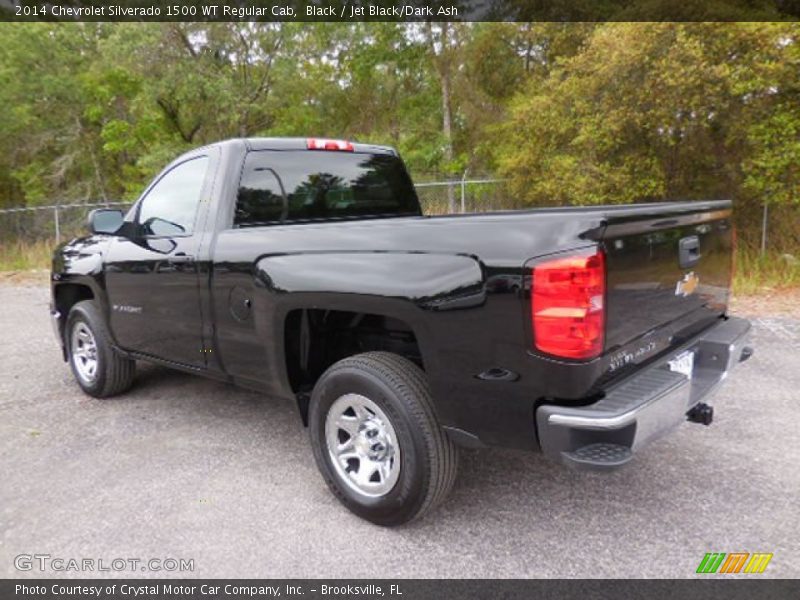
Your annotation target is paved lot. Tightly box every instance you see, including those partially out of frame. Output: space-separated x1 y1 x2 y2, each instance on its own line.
1 283 798 579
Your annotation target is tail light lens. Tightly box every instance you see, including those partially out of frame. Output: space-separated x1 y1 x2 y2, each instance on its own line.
532 249 606 360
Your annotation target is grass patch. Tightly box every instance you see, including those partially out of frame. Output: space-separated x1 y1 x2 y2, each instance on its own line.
1 238 797 296
734 245 800 295
0 239 53 271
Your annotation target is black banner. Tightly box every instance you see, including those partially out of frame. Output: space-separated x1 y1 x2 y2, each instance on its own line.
3 0 800 22
2 580 800 600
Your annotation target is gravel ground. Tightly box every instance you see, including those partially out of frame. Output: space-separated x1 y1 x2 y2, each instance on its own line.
1 282 798 579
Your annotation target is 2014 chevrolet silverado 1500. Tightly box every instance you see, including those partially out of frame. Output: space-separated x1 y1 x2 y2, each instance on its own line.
50 138 753 525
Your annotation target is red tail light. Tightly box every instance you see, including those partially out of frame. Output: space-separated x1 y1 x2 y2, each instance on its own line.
307 138 354 152
532 249 605 360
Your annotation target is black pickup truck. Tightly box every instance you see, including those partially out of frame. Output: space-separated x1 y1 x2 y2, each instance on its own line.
51 137 753 525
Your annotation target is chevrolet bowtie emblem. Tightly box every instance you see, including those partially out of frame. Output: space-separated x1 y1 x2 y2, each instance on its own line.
676 271 700 297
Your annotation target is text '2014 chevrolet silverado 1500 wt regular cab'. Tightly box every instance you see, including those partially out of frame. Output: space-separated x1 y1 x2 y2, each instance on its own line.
50 138 753 525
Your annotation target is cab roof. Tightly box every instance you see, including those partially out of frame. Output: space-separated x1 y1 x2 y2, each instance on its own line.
222 137 398 156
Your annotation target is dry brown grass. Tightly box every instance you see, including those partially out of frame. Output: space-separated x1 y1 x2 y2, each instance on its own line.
0 239 53 272
731 288 800 317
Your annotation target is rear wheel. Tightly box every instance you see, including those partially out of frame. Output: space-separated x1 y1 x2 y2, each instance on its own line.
309 352 458 526
66 300 135 398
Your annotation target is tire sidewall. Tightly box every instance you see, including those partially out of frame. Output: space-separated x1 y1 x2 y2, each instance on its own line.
66 303 110 396
309 362 432 525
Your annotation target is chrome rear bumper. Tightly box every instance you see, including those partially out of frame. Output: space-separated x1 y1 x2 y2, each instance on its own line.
536 316 753 470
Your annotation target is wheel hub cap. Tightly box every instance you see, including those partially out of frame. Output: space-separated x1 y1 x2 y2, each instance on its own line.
70 322 98 384
325 393 401 498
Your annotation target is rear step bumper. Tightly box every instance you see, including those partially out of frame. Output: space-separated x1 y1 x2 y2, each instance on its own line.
535 316 753 471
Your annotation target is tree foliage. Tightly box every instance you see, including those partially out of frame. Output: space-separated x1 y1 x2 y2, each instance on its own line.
496 23 800 212
0 22 797 248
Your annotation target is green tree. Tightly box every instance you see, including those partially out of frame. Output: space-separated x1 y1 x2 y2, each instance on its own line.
496 22 800 224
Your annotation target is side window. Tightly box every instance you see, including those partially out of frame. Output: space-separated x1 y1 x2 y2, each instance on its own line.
235 154 286 226
138 156 209 236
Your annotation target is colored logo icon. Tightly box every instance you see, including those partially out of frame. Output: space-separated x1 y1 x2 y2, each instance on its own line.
696 552 773 574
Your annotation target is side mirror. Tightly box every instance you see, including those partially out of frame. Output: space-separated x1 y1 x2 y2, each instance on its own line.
88 209 124 235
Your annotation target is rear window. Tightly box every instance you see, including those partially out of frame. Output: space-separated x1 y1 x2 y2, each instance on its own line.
234 150 420 226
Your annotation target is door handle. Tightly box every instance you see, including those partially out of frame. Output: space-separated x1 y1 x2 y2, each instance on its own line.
168 253 195 264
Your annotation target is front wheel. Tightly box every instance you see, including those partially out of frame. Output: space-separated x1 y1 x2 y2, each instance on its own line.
66 300 135 398
308 352 458 526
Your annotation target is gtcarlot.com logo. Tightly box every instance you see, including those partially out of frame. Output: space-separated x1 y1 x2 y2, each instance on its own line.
696 552 773 574
14 554 194 573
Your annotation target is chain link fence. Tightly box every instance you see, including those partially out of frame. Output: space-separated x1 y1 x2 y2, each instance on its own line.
0 201 133 245
0 179 511 246
0 179 797 258
413 178 515 215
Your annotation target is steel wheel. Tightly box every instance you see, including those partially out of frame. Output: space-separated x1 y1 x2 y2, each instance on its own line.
310 352 459 525
70 321 99 384
325 393 401 498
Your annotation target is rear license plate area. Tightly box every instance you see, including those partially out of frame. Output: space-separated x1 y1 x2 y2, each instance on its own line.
668 350 695 379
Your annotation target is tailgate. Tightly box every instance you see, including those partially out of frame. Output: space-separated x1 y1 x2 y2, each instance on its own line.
602 200 733 353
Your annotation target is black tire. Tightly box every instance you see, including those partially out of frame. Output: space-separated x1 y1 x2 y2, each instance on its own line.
308 351 458 526
65 300 135 398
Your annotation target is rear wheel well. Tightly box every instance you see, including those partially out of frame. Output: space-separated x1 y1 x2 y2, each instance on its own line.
284 309 423 423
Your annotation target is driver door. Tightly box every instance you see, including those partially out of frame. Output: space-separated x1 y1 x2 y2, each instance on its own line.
105 155 211 367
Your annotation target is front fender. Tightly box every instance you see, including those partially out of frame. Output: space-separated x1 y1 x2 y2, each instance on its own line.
51 235 113 349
